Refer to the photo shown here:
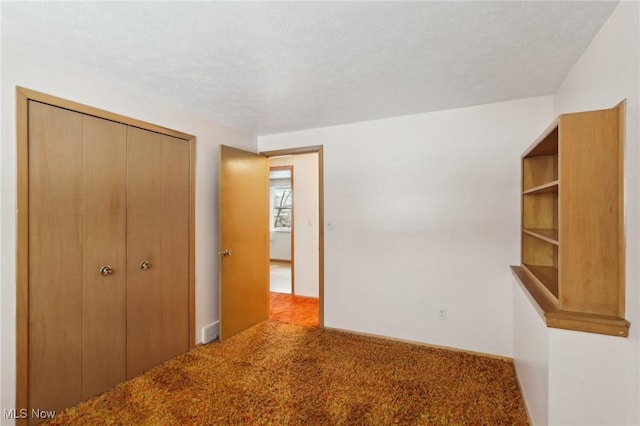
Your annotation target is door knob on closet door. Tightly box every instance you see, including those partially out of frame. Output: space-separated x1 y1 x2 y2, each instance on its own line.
218 249 233 257
139 260 151 271
99 265 113 277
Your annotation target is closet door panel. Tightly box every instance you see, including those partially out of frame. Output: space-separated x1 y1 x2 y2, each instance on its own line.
126 127 163 378
82 116 127 399
161 136 190 361
28 101 83 414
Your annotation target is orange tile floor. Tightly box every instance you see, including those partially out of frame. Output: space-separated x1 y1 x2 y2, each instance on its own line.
269 292 319 328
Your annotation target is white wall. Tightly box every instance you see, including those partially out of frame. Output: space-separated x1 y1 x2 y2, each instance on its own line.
513 2 640 424
270 231 292 261
0 47 256 423
270 154 320 298
260 96 553 356
0 3 4 414
552 2 639 424
513 283 548 426
548 329 633 426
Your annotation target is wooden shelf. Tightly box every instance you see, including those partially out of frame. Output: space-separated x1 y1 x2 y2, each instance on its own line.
523 180 559 195
516 102 628 337
523 264 559 298
511 266 629 337
523 228 558 245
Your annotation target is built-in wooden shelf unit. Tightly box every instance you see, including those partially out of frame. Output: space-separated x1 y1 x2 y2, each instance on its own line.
511 101 629 337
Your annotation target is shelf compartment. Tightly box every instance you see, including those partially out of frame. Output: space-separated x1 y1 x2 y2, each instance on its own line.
523 192 557 230
523 264 559 299
523 228 559 245
523 154 558 191
523 180 559 195
522 232 558 298
524 126 559 158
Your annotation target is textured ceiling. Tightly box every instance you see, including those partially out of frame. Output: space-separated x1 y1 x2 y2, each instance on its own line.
1 1 618 135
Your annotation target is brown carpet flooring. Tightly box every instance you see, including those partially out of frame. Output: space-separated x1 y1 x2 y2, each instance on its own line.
47 321 528 425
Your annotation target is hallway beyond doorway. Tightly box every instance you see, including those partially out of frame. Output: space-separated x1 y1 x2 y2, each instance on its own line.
270 260 291 294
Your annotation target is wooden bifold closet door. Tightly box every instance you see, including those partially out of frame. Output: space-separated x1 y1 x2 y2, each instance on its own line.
26 100 191 422
126 127 190 378
81 114 128 399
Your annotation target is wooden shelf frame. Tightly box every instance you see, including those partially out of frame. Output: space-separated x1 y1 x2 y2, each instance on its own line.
523 180 559 195
523 229 559 245
514 101 629 337
522 264 559 299
512 266 629 337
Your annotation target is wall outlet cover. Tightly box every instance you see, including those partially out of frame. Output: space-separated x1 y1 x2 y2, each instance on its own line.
438 309 447 320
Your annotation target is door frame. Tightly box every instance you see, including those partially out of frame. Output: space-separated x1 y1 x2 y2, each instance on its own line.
268 165 295 294
261 146 324 327
15 87 197 417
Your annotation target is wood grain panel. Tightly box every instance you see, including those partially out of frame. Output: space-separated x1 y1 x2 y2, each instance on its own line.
219 145 270 340
511 266 628 337
616 101 626 318
28 101 83 417
522 229 559 245
523 155 557 190
522 233 556 267
522 193 558 230
18 87 194 141
126 127 163 378
81 116 127 399
161 135 190 361
18 88 197 424
522 180 559 195
524 264 559 298
16 88 30 419
189 137 196 347
559 109 620 315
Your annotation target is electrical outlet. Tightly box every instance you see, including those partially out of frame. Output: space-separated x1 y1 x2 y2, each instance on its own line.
438 308 447 320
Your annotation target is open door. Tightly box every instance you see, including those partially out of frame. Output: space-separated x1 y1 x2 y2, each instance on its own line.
219 145 269 340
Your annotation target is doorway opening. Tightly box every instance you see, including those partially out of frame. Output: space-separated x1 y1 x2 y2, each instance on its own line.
269 166 294 295
263 147 324 328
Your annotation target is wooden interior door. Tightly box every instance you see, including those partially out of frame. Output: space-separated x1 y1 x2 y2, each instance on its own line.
126 127 164 378
28 101 84 417
126 129 191 376
219 145 270 340
81 115 127 399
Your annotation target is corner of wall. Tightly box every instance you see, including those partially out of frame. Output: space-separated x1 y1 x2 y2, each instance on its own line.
546 2 640 424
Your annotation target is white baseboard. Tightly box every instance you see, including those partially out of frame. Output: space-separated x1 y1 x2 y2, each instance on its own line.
201 321 219 344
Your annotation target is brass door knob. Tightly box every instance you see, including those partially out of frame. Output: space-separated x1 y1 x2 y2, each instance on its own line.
99 265 113 277
139 261 151 271
218 249 233 257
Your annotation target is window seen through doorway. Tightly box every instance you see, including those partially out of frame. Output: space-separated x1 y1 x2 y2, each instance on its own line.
269 169 292 231
273 188 292 229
